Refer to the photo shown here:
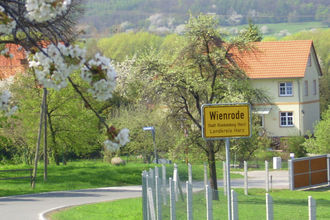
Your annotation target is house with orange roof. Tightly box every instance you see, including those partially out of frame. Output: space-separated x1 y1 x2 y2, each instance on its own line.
233 40 321 137
0 44 27 88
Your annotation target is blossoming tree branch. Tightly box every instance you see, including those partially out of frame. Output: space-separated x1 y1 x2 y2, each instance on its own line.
0 0 129 152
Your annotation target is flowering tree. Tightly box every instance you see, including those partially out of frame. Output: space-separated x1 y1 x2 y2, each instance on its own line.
0 0 129 185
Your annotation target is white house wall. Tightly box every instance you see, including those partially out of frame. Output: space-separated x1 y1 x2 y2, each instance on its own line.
299 49 321 135
250 78 302 137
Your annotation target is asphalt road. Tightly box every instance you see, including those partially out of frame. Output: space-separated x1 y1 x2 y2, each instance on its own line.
0 170 289 220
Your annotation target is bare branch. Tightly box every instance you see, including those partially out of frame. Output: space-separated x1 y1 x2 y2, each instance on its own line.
68 77 109 131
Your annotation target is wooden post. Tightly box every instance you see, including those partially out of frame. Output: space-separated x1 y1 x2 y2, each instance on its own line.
32 89 46 188
43 88 48 181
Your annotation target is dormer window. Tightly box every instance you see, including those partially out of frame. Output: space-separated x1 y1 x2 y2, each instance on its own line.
279 82 293 96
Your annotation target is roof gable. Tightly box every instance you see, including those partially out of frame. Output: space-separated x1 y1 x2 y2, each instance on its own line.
232 40 315 79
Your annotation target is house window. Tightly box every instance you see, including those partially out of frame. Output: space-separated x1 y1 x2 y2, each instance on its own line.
313 80 317 95
279 82 293 96
280 112 293 127
304 80 308 96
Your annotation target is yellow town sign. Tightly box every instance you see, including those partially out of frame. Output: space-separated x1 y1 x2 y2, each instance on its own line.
202 103 251 139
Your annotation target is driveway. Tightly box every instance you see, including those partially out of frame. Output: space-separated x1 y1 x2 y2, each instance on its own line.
0 170 288 220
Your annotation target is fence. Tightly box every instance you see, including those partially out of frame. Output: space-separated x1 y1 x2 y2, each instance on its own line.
142 162 320 220
289 155 330 190
0 168 33 184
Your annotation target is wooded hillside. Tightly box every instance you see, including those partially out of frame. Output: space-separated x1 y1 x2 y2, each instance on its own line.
79 0 329 34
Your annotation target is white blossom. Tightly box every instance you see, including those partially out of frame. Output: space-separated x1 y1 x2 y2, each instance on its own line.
104 140 120 152
115 128 130 146
0 6 16 35
104 128 130 153
29 43 85 90
25 0 72 22
0 90 17 116
81 53 117 101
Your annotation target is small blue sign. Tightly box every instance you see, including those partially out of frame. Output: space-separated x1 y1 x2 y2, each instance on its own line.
143 126 154 131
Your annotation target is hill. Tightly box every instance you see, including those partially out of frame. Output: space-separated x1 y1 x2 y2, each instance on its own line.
78 0 330 36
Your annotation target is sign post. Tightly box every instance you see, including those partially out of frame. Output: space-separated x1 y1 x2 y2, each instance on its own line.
201 103 251 220
143 126 158 164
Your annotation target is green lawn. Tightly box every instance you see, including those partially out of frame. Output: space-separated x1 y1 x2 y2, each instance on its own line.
0 160 241 197
51 187 330 220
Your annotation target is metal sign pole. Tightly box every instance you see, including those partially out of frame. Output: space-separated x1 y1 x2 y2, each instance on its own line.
225 138 232 220
152 129 158 164
143 126 158 164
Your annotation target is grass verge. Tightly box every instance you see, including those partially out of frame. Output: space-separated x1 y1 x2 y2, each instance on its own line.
50 187 330 220
0 160 241 197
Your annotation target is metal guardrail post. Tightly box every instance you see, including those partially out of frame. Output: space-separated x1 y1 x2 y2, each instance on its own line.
206 185 213 220
188 163 192 185
244 161 248 195
308 196 316 220
266 193 273 220
231 190 238 220
288 159 294 190
265 160 269 193
204 162 208 189
142 171 148 220
169 178 176 220
155 175 162 220
186 181 193 220
162 164 167 205
223 161 227 196
147 187 156 220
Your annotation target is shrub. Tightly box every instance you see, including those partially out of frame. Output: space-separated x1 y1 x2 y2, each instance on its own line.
287 136 307 158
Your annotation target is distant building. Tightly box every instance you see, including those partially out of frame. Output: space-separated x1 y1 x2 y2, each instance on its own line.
232 40 321 137
0 44 27 88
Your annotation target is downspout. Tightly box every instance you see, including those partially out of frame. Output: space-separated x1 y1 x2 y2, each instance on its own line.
297 79 302 136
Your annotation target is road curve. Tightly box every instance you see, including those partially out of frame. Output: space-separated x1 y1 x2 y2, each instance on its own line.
0 186 142 220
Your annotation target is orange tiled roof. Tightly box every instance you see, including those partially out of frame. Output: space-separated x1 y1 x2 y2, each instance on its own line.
0 44 27 79
231 40 313 79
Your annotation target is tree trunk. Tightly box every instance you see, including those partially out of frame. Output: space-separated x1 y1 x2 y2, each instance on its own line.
207 141 219 200
47 107 59 165
43 88 48 181
32 89 46 188
54 153 61 165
